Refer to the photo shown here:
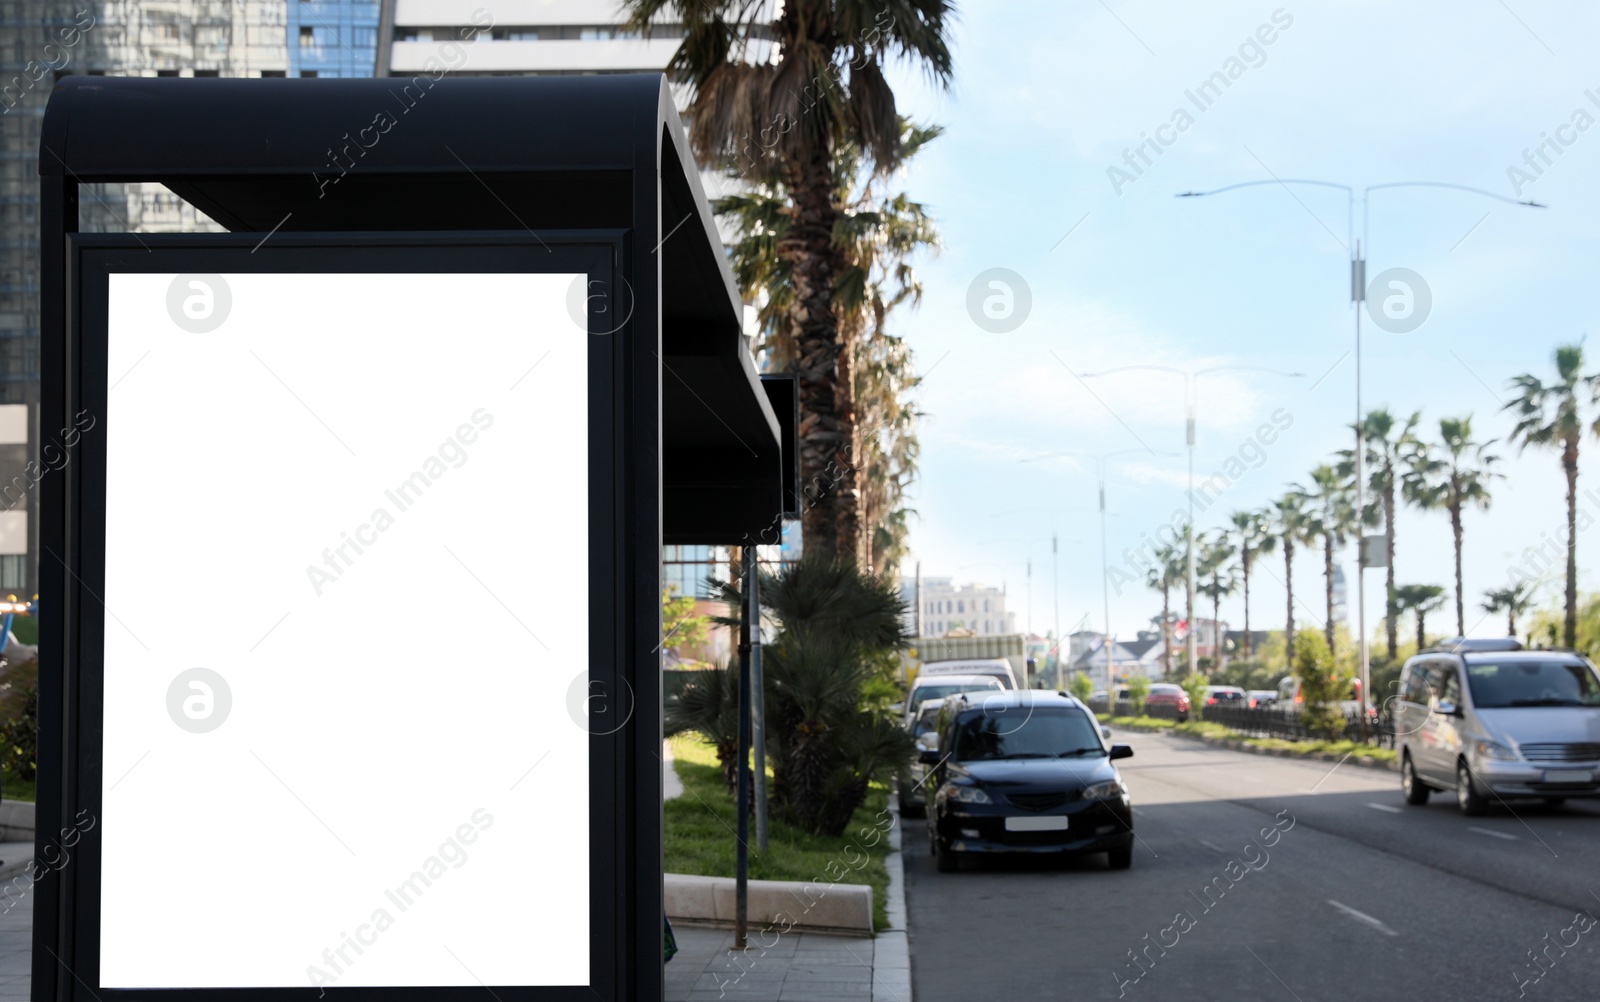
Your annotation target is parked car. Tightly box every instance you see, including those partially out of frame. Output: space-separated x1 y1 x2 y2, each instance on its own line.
1276 675 1367 715
1145 683 1191 722
894 673 1006 728
918 690 1135 872
1246 689 1278 708
1088 684 1190 721
899 698 951 817
1204 685 1246 707
1395 638 1600 815
916 657 1021 690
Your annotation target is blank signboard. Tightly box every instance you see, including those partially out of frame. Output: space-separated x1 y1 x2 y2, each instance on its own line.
97 271 589 989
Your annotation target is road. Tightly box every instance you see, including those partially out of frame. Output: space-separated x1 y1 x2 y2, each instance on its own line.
904 729 1600 1001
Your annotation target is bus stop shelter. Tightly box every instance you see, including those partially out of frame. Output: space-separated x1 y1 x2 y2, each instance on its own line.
33 73 790 1002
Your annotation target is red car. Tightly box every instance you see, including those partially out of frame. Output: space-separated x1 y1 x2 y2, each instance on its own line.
1144 683 1190 722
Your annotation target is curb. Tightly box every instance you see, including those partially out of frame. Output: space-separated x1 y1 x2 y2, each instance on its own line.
876 799 911 1002
1110 720 1398 772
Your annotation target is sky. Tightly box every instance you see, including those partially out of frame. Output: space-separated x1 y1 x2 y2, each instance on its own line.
876 0 1600 644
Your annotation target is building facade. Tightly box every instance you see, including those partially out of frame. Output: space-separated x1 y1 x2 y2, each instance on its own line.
905 576 1017 638
0 0 381 599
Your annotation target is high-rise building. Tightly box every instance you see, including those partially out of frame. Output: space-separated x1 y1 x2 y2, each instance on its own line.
290 0 380 78
0 0 380 598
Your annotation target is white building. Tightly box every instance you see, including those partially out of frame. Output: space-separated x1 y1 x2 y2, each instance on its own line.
904 576 1017 638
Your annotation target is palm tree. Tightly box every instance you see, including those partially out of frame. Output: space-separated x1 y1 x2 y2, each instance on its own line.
1337 409 1420 660
1482 581 1537 639
1270 491 1313 662
1395 584 1447 651
1229 508 1273 658
664 663 742 792
627 0 956 563
1405 416 1501 636
1144 542 1184 677
1198 532 1238 671
721 121 942 572
1503 342 1600 647
1297 464 1356 655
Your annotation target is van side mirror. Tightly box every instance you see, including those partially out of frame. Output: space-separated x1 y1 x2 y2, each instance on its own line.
916 732 939 753
918 749 943 766
1435 700 1460 717
1109 744 1134 761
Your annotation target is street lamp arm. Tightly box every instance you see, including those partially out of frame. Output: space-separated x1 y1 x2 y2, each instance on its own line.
1176 179 1354 198
1194 364 1307 379
1080 365 1187 380
1364 180 1546 208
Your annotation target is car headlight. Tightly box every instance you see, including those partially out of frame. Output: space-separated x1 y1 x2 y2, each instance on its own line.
1081 780 1127 801
1474 739 1519 762
942 783 992 804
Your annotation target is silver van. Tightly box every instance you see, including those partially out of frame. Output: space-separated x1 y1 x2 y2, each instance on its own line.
1395 638 1600 815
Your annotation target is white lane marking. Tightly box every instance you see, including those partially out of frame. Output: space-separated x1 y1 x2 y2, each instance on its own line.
1469 826 1519 841
1327 900 1399 937
1366 802 1402 814
1198 839 1225 852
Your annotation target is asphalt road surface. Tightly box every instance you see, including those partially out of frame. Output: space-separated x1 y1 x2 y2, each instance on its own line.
904 729 1600 1001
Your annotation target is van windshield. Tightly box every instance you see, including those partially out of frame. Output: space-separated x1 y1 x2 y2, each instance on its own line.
909 681 1000 714
1464 660 1600 708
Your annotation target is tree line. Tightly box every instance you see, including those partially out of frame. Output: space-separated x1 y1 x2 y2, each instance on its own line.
1145 341 1594 670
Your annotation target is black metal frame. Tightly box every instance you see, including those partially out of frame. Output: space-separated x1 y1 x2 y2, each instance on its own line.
39 231 642 1001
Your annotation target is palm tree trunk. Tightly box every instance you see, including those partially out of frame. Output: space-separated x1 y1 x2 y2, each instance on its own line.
1450 498 1465 636
1384 482 1398 661
782 142 855 565
1211 580 1222 673
1417 609 1426 652
1324 534 1336 655
1242 548 1252 658
1564 439 1580 647
1508 609 1517 637
1161 584 1172 676
1284 543 1296 664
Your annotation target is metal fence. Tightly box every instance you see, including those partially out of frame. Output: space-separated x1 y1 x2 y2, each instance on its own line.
1201 703 1394 748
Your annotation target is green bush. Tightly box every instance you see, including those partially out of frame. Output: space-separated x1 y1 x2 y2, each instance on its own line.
1181 674 1208 720
0 654 37 786
1068 671 1094 703
1293 631 1347 739
1126 674 1151 713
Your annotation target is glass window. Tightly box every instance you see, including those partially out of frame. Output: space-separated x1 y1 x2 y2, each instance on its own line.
0 556 24 590
952 708 1103 761
1464 659 1600 708
1439 667 1461 707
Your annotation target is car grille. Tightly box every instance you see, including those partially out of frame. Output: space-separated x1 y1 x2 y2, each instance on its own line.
1006 792 1069 812
1520 743 1600 763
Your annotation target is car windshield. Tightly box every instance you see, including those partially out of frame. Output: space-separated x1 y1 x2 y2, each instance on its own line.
910 681 998 713
1464 660 1600 708
950 708 1105 761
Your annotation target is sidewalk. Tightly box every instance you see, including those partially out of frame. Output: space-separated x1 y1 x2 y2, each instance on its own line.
663 742 911 1002
0 863 29 1002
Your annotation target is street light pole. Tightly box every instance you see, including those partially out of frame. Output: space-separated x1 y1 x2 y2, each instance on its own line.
1353 241 1369 738
1185 386 1198 678
1178 178 1543 726
1053 529 1061 689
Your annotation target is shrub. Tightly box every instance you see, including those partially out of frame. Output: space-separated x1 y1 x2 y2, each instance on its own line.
1181 674 1208 720
1126 675 1151 714
1293 631 1348 739
1068 671 1094 703
0 654 37 785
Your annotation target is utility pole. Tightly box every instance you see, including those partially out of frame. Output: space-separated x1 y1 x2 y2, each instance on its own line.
1353 243 1370 740
1053 530 1061 689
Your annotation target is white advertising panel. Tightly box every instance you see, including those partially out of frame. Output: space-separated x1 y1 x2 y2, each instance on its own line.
99 272 588 989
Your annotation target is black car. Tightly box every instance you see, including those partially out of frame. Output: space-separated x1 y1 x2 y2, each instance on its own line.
919 690 1135 872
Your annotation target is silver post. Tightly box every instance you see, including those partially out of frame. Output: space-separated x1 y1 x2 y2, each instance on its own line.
1354 242 1371 736
1185 387 1198 678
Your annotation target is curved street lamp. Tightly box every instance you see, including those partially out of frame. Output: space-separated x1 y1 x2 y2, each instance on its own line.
1176 178 1545 727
